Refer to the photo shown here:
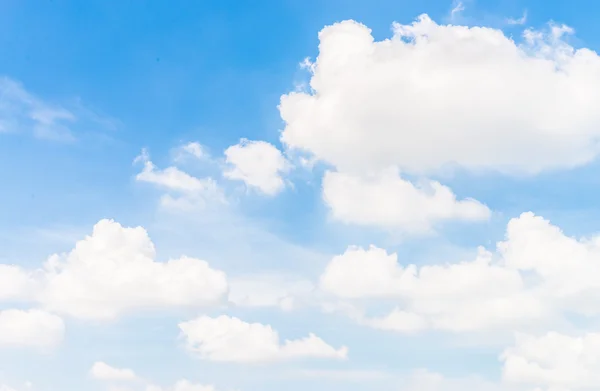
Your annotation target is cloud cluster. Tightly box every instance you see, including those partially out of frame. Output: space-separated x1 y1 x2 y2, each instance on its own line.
10 11 600 391
0 218 229 347
319 212 600 335
274 14 600 233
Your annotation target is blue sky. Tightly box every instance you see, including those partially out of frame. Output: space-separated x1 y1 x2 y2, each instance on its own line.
3 1 600 391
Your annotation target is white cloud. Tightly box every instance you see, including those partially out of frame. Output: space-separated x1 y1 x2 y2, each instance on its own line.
320 214 576 333
401 370 510 391
501 331 600 390
228 273 315 311
0 309 65 348
135 149 224 210
90 362 138 381
146 380 217 391
177 142 208 160
449 1 465 20
223 139 290 196
38 219 228 320
0 265 37 301
0 77 116 141
0 386 18 391
0 77 75 141
287 368 393 381
320 245 411 299
320 211 600 335
179 315 347 363
322 168 490 232
507 11 528 25
279 16 600 176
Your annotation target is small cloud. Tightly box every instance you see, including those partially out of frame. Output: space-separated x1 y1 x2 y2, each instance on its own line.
299 57 315 73
449 0 465 20
507 10 528 25
134 149 225 211
223 139 291 196
175 141 210 161
90 362 138 382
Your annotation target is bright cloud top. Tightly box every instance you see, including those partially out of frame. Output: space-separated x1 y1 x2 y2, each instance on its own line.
37 219 228 320
223 139 290 196
179 315 348 363
280 16 600 175
322 168 491 232
0 219 230 323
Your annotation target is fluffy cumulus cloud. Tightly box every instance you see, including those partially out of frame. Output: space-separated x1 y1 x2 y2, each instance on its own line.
320 244 547 333
135 149 224 210
223 139 290 196
179 315 347 363
320 212 600 334
0 309 65 348
90 362 139 381
501 331 600 390
280 16 600 175
38 219 228 320
322 168 490 232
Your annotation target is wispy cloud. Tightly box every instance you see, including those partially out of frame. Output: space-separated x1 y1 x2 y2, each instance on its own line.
0 76 117 142
507 10 528 25
449 0 465 21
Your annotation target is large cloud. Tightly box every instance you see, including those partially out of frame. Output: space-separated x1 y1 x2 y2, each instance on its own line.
280 16 600 175
320 212 600 334
35 219 228 320
0 309 65 348
179 315 347 363
320 244 546 333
